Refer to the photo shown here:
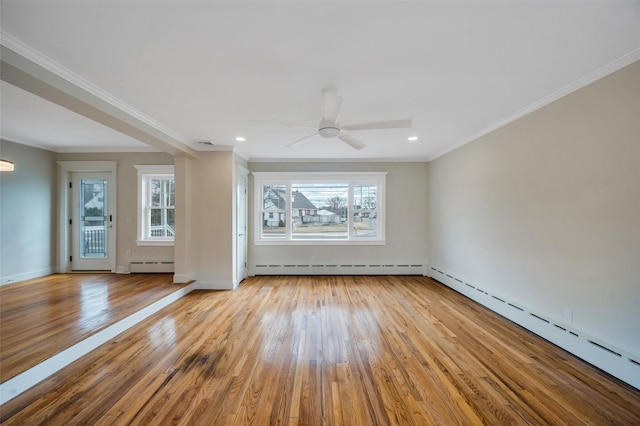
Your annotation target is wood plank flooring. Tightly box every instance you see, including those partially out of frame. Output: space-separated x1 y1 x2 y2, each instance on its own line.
0 273 188 383
2 275 639 424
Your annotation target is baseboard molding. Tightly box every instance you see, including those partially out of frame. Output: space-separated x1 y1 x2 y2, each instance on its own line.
115 265 130 274
173 272 196 284
0 282 196 406
0 267 56 286
196 280 235 290
250 263 428 276
429 266 640 391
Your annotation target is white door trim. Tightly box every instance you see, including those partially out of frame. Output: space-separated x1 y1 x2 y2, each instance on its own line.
57 161 117 273
236 165 250 285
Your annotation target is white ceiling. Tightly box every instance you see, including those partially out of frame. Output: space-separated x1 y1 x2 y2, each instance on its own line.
0 81 155 152
1 1 639 161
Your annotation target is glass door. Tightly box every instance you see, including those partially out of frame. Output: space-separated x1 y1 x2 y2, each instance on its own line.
71 173 114 271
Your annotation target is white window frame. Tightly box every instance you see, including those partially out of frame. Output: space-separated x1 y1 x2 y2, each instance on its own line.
134 165 175 246
253 172 386 245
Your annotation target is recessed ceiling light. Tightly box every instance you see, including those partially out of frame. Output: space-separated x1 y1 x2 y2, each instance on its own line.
235 136 246 142
408 136 418 141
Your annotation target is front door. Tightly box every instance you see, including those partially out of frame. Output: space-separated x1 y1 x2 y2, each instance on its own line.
71 172 115 271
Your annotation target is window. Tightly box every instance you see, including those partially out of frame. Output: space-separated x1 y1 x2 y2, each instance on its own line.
254 172 386 245
134 165 175 246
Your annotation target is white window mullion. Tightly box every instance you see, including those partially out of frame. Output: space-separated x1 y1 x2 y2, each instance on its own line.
285 183 292 241
145 179 151 239
348 182 354 240
144 205 149 239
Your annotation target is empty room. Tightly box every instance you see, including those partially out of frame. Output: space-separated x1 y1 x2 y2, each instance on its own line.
1 1 639 424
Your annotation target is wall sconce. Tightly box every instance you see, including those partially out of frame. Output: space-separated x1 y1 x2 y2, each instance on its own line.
0 159 15 172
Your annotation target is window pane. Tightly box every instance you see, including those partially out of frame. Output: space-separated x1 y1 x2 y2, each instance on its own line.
353 212 378 238
263 184 286 210
150 208 162 227
151 179 160 207
167 209 175 236
291 183 348 239
262 213 286 238
151 178 175 207
168 180 175 207
262 184 286 239
162 180 170 206
353 184 377 210
80 179 108 257
149 208 174 237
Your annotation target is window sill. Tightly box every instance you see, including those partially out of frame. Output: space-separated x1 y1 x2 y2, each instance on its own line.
136 240 175 247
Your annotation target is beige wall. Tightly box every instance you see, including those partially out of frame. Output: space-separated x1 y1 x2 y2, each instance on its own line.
1 147 238 287
186 151 235 289
248 161 430 272
57 152 174 272
173 155 193 283
0 140 57 284
429 60 640 356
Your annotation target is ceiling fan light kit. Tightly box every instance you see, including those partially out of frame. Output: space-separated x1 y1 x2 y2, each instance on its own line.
257 88 412 150
318 126 341 138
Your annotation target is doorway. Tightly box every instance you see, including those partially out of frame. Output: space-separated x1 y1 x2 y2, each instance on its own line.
236 167 249 284
71 173 114 271
58 161 117 273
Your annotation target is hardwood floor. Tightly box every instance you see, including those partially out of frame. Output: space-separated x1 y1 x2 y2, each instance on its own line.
1 275 639 424
0 273 188 383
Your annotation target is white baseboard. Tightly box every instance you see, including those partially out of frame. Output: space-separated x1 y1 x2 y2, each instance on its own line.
173 272 196 284
429 266 640 391
250 263 428 276
196 280 235 290
115 265 130 274
0 283 196 406
0 267 56 286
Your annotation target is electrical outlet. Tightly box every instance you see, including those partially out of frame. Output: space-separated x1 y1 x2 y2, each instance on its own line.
126 249 132 257
562 308 573 324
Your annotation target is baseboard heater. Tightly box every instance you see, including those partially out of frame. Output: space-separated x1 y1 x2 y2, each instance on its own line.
130 261 174 273
252 263 426 275
429 266 640 391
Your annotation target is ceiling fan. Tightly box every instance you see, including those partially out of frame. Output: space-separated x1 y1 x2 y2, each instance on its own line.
257 88 412 150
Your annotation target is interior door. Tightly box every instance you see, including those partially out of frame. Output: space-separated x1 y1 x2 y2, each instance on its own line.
71 172 115 271
237 172 248 283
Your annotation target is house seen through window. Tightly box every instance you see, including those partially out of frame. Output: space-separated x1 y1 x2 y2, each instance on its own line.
255 172 386 244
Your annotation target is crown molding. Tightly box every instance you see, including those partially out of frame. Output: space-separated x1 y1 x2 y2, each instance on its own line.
1 134 161 154
426 48 640 162
0 135 56 152
0 30 193 149
248 157 430 163
55 146 162 154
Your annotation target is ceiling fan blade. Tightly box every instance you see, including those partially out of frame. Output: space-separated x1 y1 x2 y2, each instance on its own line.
337 132 367 150
323 93 344 124
286 131 318 147
341 118 412 131
250 119 316 129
